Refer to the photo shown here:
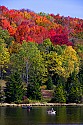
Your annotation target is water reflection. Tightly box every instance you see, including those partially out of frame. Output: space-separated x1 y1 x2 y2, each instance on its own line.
0 106 83 125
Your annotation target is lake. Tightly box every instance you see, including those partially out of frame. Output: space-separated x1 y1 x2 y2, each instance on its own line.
0 105 83 125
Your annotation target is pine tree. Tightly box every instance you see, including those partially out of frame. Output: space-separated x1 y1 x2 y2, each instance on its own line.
5 72 24 103
66 72 82 103
53 83 66 103
47 75 53 90
27 82 42 100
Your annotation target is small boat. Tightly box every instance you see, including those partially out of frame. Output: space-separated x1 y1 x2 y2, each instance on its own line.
47 108 56 115
22 105 32 110
22 105 28 109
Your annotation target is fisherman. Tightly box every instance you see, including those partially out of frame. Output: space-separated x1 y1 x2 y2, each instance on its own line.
51 108 54 112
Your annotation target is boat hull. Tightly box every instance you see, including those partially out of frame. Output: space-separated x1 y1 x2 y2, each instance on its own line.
47 110 56 115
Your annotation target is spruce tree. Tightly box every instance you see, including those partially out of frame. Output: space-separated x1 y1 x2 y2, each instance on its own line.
66 72 82 103
47 76 53 90
5 72 24 103
27 82 42 100
53 83 66 103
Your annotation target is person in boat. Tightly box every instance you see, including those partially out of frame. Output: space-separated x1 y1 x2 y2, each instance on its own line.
27 105 31 112
51 108 54 112
27 105 32 110
27 105 30 109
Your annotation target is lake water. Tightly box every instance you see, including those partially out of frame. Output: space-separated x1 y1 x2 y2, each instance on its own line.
0 105 83 125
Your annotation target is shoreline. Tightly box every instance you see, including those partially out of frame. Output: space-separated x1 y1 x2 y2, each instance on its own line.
0 103 83 107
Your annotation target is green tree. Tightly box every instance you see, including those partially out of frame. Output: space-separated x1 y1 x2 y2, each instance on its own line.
66 73 82 103
38 38 54 54
27 82 42 100
52 83 66 103
0 84 5 102
46 75 53 90
0 27 15 48
44 45 79 79
5 72 24 103
11 41 47 85
0 27 10 43
78 64 83 88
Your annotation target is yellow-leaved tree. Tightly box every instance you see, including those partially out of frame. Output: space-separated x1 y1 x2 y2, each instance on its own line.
0 39 10 79
56 46 79 78
45 45 80 79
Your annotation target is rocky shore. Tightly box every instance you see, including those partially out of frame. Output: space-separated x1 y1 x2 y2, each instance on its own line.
0 103 83 107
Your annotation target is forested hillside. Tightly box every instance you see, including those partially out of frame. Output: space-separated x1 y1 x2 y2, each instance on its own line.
0 6 83 103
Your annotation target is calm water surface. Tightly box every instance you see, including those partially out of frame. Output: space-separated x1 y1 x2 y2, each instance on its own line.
0 106 83 125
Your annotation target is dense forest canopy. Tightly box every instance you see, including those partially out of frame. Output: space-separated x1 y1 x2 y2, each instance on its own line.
0 6 83 103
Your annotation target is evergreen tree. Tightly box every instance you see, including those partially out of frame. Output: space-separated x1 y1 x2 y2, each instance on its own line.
5 72 24 103
46 75 53 90
66 72 82 103
78 65 83 86
52 83 66 103
27 82 42 100
0 85 5 102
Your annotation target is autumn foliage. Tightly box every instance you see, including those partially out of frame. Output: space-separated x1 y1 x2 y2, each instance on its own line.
0 6 83 103
0 6 83 46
